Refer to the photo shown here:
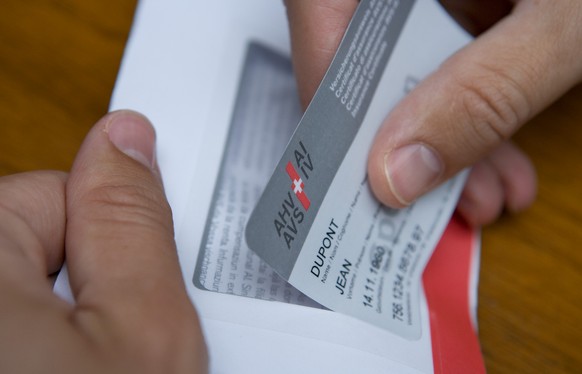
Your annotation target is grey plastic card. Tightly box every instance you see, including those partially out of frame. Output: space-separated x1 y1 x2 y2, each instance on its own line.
246 0 471 339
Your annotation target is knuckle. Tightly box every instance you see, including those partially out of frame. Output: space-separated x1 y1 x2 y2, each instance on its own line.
455 63 531 147
79 180 173 233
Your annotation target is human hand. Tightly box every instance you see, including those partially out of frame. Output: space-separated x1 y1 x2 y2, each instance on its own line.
0 111 207 373
285 0 582 226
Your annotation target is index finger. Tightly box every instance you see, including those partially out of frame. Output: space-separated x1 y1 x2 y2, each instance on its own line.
285 0 358 108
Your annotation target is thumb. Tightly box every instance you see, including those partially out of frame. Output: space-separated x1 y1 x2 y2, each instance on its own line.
368 1 582 207
65 110 206 371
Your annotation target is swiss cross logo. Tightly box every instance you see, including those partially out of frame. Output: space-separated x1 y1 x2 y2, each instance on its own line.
286 162 310 210
274 140 313 250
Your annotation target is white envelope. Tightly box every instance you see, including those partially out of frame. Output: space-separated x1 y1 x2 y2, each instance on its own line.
55 1 484 372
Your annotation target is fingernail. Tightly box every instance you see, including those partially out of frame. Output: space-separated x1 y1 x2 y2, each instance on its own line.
384 144 443 205
105 111 156 169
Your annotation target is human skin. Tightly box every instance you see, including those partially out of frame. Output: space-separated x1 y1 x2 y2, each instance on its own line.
0 111 207 374
284 0 582 226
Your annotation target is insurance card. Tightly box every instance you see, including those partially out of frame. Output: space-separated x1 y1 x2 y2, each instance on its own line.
245 0 470 339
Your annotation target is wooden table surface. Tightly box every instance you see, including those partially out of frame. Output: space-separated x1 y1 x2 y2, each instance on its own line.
1 1 580 372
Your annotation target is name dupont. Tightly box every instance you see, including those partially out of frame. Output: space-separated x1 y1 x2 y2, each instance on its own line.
310 218 338 278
